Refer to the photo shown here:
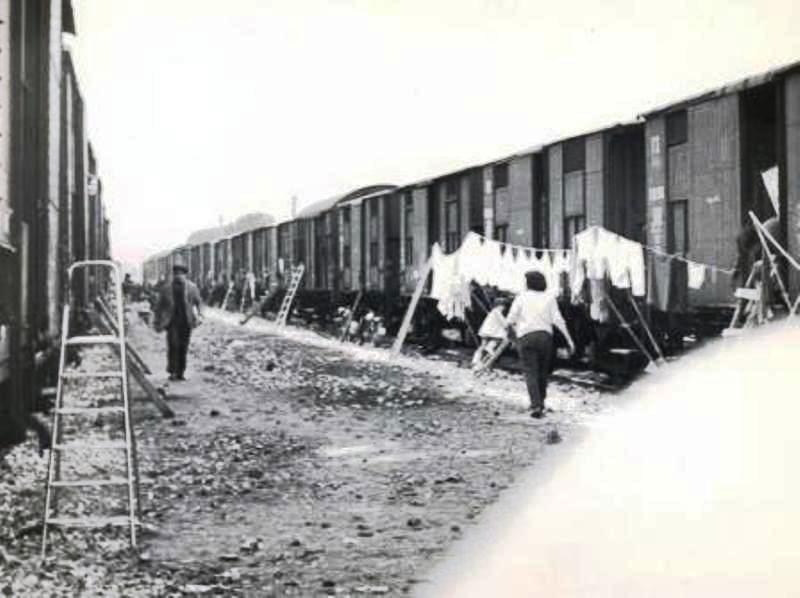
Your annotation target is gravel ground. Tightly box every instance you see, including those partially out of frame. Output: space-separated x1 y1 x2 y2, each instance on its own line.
1 307 614 597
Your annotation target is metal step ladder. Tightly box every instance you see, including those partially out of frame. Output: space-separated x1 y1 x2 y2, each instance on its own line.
42 260 140 557
276 264 305 327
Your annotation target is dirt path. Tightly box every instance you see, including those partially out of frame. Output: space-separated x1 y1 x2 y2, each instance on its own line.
1 308 612 597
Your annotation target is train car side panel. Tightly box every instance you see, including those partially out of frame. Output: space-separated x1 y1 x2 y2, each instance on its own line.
786 72 800 296
585 134 604 228
687 95 740 305
508 155 534 246
645 117 668 250
548 144 564 249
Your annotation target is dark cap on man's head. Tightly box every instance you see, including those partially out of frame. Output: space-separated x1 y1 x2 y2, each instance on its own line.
172 258 189 273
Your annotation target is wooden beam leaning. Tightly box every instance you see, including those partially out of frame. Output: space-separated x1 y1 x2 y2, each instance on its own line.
748 212 793 312
95 297 152 375
93 299 174 418
391 258 433 356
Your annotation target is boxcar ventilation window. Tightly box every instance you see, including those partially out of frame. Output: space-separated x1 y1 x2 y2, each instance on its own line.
563 138 586 173
493 163 509 189
445 179 460 252
666 110 688 147
404 195 414 268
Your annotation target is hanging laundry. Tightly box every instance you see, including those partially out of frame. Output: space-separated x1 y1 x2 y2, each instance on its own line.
574 226 599 277
552 250 572 274
570 258 587 301
608 236 646 296
670 259 689 312
627 242 646 297
588 279 611 323
483 240 504 290
430 244 458 301
593 228 617 280
437 275 471 321
647 253 671 312
457 232 489 285
498 245 520 293
608 236 630 289
687 261 706 290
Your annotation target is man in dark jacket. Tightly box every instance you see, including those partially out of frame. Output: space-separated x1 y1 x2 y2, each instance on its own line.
154 258 203 381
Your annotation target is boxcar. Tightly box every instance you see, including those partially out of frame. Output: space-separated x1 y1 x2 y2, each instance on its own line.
544 122 646 250
1 0 114 447
642 61 800 305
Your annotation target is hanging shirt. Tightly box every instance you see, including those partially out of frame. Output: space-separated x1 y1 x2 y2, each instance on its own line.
589 278 610 323
687 261 706 290
507 290 569 338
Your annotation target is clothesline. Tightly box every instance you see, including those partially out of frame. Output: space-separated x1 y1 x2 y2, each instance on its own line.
470 228 734 276
469 232 572 255
644 245 734 276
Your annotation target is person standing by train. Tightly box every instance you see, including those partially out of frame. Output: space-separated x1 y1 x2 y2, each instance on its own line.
506 270 575 418
154 258 203 381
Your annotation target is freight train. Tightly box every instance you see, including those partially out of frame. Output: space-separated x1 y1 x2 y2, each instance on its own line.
145 59 800 353
0 1 112 447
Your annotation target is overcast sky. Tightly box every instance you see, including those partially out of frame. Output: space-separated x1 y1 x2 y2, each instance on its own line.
70 0 800 268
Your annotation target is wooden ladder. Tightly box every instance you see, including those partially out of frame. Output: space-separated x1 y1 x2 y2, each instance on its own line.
42 261 140 556
276 264 305 327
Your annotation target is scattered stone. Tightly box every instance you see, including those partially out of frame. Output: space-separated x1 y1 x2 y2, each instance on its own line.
406 517 423 530
209 409 220 417
219 553 240 562
181 584 214 594
546 429 562 445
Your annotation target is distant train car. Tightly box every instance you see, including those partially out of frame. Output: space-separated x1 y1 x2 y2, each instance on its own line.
294 195 341 291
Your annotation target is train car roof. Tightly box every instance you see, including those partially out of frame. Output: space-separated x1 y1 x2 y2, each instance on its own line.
185 212 275 246
296 195 347 219
293 185 398 213
335 186 398 206
641 58 800 118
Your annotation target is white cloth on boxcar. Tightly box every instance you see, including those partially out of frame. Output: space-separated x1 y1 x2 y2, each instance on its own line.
687 261 706 290
458 232 487 285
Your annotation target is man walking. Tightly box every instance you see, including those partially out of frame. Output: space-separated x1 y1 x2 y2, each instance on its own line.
506 271 575 418
154 258 203 381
